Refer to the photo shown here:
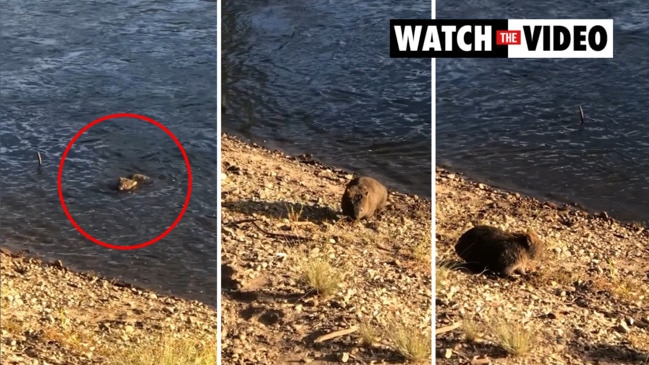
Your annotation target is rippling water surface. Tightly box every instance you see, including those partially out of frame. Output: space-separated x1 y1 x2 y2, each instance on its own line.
222 0 432 197
437 0 649 224
0 0 217 305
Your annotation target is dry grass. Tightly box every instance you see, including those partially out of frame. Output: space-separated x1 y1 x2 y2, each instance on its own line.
461 317 481 342
583 259 649 305
384 322 432 363
40 308 98 354
435 260 459 300
2 279 216 365
605 259 648 302
301 258 342 297
490 320 536 356
42 317 217 365
358 320 380 346
411 234 432 268
110 333 216 365
286 203 304 222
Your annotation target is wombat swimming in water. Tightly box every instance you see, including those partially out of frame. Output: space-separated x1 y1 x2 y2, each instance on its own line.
341 176 388 220
117 174 150 191
455 225 543 277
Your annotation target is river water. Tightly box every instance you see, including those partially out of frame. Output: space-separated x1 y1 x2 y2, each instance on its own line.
0 0 217 306
437 0 649 224
222 0 432 198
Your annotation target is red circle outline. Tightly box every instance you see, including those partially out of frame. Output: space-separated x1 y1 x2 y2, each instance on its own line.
57 113 192 250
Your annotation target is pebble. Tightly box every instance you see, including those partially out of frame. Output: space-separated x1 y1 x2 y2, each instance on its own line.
444 348 453 358
616 319 631 333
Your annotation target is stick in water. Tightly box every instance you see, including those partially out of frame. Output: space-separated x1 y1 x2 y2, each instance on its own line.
578 106 585 125
37 151 43 166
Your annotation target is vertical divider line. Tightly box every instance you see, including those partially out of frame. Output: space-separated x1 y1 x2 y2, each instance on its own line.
430 0 437 363
216 0 223 363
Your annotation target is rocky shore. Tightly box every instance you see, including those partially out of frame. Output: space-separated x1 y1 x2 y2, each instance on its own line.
220 134 433 364
435 166 649 364
1 249 216 364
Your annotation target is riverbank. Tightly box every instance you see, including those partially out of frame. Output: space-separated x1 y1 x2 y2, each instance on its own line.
1 249 216 364
220 134 432 364
435 166 649 364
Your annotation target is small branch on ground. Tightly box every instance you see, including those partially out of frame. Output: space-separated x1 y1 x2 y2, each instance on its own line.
314 325 359 343
436 321 462 335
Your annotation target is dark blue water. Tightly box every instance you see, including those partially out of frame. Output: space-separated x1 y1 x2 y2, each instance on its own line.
222 0 432 198
0 0 217 305
437 0 649 224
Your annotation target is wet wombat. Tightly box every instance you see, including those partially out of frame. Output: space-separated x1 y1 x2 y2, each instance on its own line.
341 176 388 220
117 174 150 191
454 225 543 277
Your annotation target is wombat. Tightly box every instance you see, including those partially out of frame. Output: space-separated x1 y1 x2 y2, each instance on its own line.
454 225 543 277
341 176 388 220
117 174 150 191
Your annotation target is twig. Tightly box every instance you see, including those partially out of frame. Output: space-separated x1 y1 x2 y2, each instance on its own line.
436 321 462 335
251 221 309 242
36 151 42 166
226 218 310 242
289 221 315 226
469 356 492 365
578 105 585 125
225 218 260 226
314 325 359 343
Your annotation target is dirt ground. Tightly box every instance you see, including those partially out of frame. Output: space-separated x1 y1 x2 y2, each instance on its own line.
220 134 433 364
1 249 216 364
435 166 649 365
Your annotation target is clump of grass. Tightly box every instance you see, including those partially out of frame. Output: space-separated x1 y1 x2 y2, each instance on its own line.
411 235 431 267
110 333 216 365
461 317 481 342
301 258 342 297
588 259 648 303
490 320 536 356
436 260 459 300
384 323 432 363
286 203 304 222
607 259 648 302
37 306 217 365
358 320 380 346
40 308 97 354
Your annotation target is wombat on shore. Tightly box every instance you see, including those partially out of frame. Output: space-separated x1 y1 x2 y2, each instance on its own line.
341 176 388 220
455 225 543 277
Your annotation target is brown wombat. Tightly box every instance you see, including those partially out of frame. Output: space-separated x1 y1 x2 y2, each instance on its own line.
454 225 543 277
117 174 150 191
341 176 388 220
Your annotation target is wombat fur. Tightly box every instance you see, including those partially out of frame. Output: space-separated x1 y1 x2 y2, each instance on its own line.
129 174 149 182
455 225 543 277
341 176 388 220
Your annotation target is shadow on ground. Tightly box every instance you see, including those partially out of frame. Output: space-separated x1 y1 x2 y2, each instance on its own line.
584 343 649 364
222 200 339 223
